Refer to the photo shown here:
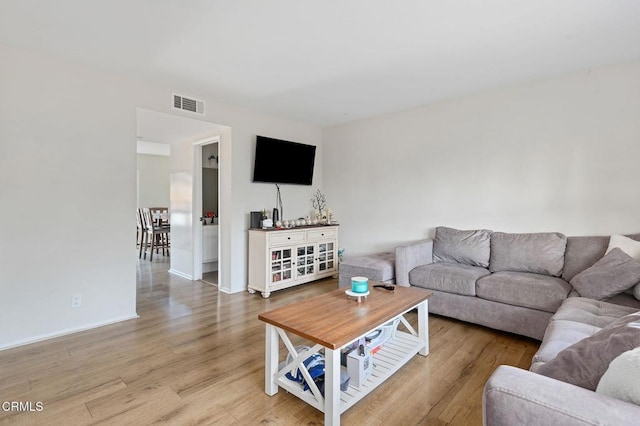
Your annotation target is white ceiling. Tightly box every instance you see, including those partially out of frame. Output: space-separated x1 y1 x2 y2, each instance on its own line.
2 1 640 127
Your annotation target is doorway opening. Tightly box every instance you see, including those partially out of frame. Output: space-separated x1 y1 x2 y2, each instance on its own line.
136 108 232 293
136 139 171 267
194 138 220 286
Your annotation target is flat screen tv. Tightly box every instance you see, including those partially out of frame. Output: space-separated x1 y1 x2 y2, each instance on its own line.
252 136 316 185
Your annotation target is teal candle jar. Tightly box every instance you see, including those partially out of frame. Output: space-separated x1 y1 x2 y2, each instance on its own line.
351 276 369 293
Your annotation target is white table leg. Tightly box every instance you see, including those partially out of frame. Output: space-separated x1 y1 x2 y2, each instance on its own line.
324 347 341 426
265 324 279 395
418 300 429 356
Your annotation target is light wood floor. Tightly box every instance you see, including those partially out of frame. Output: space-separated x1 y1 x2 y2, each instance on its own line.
0 259 539 425
202 271 218 286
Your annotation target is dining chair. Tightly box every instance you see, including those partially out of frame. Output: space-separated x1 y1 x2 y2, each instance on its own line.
139 208 150 259
136 208 144 254
141 207 170 261
149 207 169 227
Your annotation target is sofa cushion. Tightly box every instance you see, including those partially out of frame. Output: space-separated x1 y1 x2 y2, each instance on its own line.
476 271 571 313
606 234 640 260
570 248 640 300
536 311 640 390
432 226 491 268
490 232 566 276
566 289 640 310
604 292 640 309
562 234 640 282
531 298 637 370
409 262 490 296
623 234 640 302
562 236 610 282
596 347 640 405
550 297 639 327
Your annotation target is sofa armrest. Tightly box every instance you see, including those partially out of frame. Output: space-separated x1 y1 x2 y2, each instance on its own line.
484 365 640 426
394 239 433 287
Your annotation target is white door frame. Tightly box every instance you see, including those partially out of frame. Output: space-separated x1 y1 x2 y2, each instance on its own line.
193 136 220 281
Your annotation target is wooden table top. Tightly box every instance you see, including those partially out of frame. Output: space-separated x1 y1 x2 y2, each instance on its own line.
258 285 432 350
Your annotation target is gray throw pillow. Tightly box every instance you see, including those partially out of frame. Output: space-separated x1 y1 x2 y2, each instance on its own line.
490 232 567 276
432 227 491 268
536 312 640 390
570 248 640 300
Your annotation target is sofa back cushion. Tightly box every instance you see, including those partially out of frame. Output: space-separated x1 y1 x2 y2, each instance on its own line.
490 232 567 276
604 292 640 309
432 226 491 268
562 236 610 282
563 234 640 282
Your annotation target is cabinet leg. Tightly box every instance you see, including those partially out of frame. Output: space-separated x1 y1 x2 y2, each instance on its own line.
247 288 256 294
261 291 271 299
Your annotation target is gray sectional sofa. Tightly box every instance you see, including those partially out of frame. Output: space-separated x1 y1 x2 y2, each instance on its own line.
395 227 640 425
395 227 640 340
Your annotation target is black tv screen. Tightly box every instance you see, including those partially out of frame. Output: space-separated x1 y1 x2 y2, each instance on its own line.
253 136 316 185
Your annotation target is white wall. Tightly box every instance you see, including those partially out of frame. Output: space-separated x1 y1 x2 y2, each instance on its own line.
0 44 139 348
137 154 170 208
323 61 640 256
0 42 322 349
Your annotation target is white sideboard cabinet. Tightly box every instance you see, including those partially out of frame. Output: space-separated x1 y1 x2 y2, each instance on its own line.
248 225 339 298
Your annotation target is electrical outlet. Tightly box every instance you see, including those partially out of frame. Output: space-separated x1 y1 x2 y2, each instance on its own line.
72 294 82 308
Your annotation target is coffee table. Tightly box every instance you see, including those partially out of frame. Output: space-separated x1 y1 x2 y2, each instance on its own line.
258 284 432 425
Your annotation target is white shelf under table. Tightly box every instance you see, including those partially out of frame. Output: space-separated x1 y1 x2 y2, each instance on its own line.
276 329 424 414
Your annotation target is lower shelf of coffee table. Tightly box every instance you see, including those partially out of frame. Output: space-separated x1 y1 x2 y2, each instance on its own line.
275 330 425 414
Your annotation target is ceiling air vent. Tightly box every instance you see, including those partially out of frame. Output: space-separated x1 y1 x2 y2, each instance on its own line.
173 94 205 115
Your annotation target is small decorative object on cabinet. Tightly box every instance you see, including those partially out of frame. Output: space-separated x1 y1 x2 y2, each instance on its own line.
248 225 339 298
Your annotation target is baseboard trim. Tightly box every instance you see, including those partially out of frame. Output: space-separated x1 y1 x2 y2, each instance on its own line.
218 286 245 295
0 313 140 351
168 268 193 280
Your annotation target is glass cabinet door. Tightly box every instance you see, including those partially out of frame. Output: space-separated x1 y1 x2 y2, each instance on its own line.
270 248 293 284
296 244 315 278
317 241 336 273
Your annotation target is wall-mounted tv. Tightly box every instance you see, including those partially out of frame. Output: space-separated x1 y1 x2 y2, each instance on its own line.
252 136 316 185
